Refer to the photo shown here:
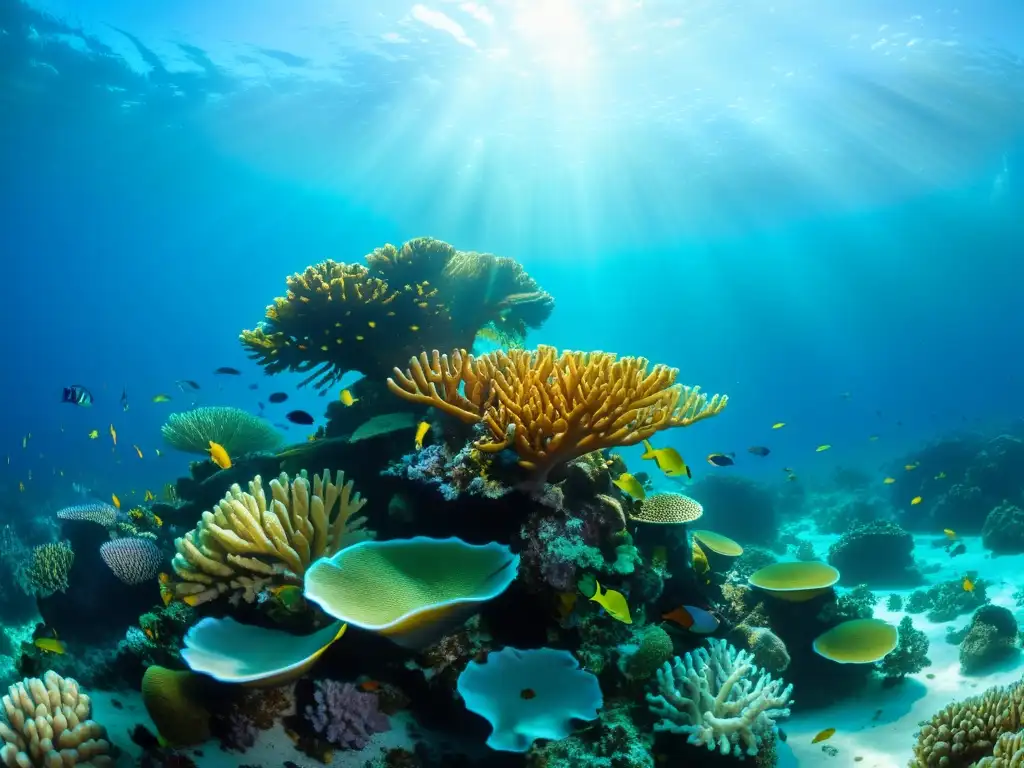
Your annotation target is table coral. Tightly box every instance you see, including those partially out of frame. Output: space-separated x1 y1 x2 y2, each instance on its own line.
170 469 370 605
240 237 553 389
0 671 113 767
387 345 727 483
647 638 792 759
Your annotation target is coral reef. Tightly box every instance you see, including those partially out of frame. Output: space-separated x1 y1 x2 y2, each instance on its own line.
877 616 931 680
20 542 74 598
910 678 1024 766
905 579 989 623
161 406 284 455
827 521 922 586
240 237 553 389
526 702 654 768
647 638 792 759
981 502 1024 554
170 469 370 605
387 346 727 483
959 605 1019 674
618 625 675 682
0 671 112 767
305 680 390 750
978 730 1024 767
98 537 163 585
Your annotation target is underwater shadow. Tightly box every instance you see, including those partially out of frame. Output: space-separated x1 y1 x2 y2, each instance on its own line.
850 676 929 728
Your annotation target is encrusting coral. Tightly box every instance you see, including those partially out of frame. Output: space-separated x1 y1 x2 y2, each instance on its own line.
161 406 284 456
170 469 370 605
0 671 112 767
647 638 792 759
240 237 553 389
387 346 727 483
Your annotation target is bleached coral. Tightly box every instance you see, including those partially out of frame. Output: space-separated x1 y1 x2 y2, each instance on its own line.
646 638 792 759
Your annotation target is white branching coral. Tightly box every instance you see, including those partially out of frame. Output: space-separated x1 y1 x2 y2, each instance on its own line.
646 638 793 759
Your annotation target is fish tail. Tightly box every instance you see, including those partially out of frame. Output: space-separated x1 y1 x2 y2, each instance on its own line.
641 440 654 458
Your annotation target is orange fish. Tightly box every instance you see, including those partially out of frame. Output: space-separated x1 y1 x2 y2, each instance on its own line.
662 605 720 634
208 441 231 469
358 680 381 692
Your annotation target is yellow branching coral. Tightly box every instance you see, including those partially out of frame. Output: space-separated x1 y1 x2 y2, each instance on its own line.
387 345 727 482
240 237 553 390
21 542 74 598
170 469 371 606
910 680 1024 767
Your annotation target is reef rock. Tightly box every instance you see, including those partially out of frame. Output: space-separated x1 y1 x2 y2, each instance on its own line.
981 502 1024 554
827 521 922 587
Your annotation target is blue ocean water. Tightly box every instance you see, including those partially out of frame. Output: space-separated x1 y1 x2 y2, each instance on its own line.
2 0 1024 764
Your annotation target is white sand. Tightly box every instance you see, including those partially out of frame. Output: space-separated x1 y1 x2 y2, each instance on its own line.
778 532 1024 767
90 686 420 767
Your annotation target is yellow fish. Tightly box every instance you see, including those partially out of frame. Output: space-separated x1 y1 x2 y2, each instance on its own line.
611 472 646 501
152 515 163 528
33 638 66 655
18 482 24 492
555 591 578 621
112 493 121 509
268 584 305 611
943 528 956 540
641 440 691 478
158 573 174 606
339 389 358 407
691 541 710 581
109 424 117 446
208 441 231 469
133 445 143 459
962 577 974 593
588 580 632 624
812 728 835 744
88 429 99 439
935 472 946 480
883 477 896 484
815 444 832 452
144 489 155 502
772 422 786 429
152 394 172 403
21 435 27 449
415 421 430 450
869 435 880 441
911 496 922 506
905 463 919 471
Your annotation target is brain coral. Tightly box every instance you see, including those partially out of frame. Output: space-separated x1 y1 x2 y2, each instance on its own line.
910 679 1024 766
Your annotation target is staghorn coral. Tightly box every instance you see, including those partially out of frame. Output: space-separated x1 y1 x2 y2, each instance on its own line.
388 346 727 483
20 542 74 598
169 469 370 605
161 406 283 456
0 671 112 767
647 638 792 759
910 678 1024 767
240 237 553 390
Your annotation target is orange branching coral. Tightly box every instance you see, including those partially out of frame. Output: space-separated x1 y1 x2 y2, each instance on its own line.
387 345 727 482
240 238 553 390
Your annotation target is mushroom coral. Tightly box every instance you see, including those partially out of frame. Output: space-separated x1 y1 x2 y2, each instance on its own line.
239 237 553 390
387 345 727 483
170 469 371 605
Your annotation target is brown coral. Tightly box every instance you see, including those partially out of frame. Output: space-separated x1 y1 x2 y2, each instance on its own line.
240 237 553 390
910 680 1024 767
387 345 727 482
